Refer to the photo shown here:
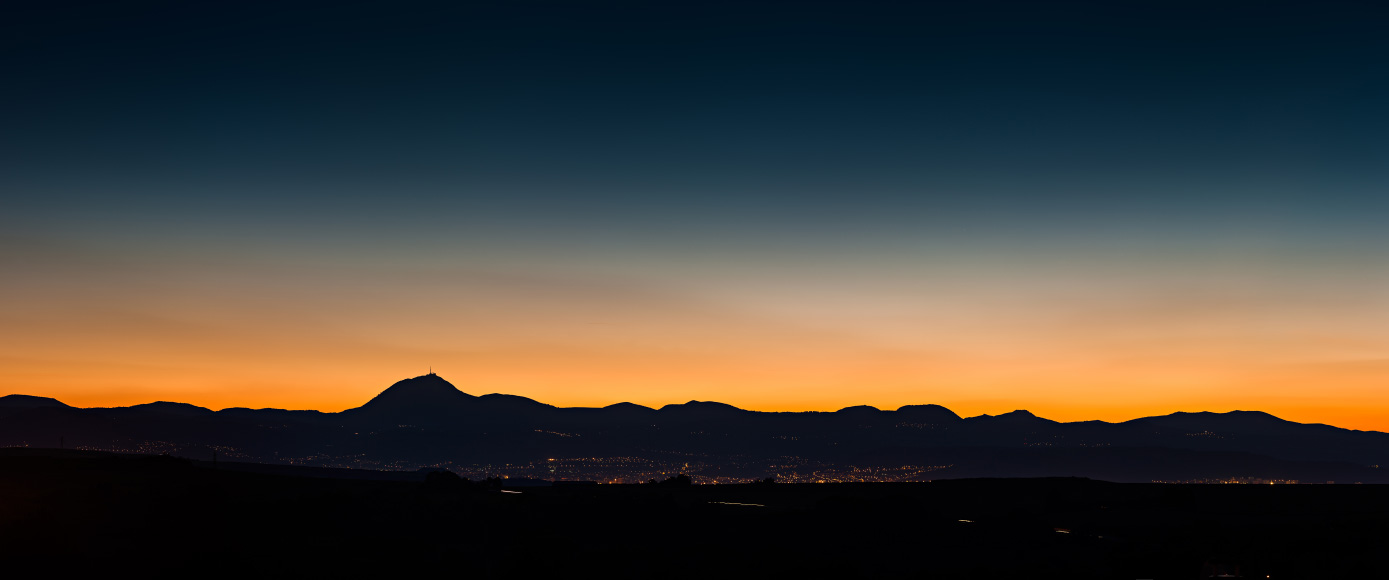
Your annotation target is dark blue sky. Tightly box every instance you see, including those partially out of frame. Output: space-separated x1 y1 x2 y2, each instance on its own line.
6 0 1385 234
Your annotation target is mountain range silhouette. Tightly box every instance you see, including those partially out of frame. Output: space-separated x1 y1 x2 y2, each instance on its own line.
2 373 1386 482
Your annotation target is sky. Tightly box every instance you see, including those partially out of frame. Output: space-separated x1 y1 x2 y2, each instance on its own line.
3 1 1388 428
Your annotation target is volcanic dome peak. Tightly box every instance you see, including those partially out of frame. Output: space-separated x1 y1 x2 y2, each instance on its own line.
895 404 963 421
356 373 475 410
658 400 746 414
0 394 71 408
603 402 655 412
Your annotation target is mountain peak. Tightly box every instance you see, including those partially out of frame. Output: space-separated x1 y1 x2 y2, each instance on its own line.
604 402 655 412
895 404 962 422
970 409 1042 422
658 400 746 416
835 405 882 414
129 401 214 415
1224 410 1283 420
0 394 71 408
351 374 475 415
478 393 552 410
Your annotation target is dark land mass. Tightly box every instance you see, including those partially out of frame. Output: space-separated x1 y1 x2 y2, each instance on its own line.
3 374 1387 482
1 449 1385 579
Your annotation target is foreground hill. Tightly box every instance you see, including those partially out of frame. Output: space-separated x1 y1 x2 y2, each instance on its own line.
2 374 1386 482
0 449 1384 578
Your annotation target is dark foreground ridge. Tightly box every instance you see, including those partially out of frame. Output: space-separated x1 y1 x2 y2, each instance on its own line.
3 374 1387 482
1 449 1384 578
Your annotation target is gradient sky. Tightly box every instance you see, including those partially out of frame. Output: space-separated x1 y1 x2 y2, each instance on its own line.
3 1 1388 428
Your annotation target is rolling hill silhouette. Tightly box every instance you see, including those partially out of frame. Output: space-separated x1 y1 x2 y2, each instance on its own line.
2 373 1386 482
0 394 69 410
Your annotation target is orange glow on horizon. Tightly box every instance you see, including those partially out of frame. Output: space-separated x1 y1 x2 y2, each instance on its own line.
5 356 1388 431
4 240 1388 432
